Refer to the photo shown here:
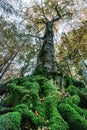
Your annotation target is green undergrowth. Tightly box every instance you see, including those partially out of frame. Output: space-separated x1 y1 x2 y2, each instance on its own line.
0 74 87 130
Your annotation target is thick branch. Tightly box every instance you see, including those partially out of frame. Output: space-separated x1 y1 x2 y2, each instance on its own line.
55 5 61 18
52 13 69 23
51 2 71 24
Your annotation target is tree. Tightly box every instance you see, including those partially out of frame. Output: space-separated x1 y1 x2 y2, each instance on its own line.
24 0 72 74
0 1 37 80
55 21 87 83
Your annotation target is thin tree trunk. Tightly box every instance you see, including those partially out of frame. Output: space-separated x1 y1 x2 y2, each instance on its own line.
0 48 20 80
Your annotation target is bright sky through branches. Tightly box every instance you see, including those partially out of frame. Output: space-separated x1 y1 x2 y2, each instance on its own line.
0 0 87 36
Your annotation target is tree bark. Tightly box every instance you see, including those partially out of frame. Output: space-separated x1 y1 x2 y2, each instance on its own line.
37 21 58 73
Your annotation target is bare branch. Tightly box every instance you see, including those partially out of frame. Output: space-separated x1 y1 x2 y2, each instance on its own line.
51 16 60 23
26 33 44 39
36 26 45 34
55 5 61 19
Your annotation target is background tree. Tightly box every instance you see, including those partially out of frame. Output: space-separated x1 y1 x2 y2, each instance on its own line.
55 21 87 83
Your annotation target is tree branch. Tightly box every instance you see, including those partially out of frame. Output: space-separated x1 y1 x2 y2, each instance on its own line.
0 46 21 80
28 33 44 39
52 16 60 23
36 26 45 34
55 5 61 19
41 0 48 23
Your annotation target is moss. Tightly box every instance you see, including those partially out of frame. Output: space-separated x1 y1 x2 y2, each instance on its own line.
78 88 87 107
66 86 87 107
29 88 39 110
14 104 45 128
41 80 55 96
0 112 21 130
65 85 80 95
40 80 62 100
71 104 87 119
44 95 68 130
13 104 29 115
73 80 85 89
70 95 80 105
64 76 73 88
61 95 80 105
32 75 48 86
1 74 87 130
64 76 85 89
6 84 27 106
6 76 30 85
33 67 47 76
61 100 87 120
58 103 87 130
58 95 87 120
3 81 40 108
79 91 87 107
49 108 69 130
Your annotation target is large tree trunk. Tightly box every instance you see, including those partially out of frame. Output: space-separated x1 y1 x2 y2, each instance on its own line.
36 21 58 73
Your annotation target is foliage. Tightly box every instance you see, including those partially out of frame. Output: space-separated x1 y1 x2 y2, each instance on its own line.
56 22 87 82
